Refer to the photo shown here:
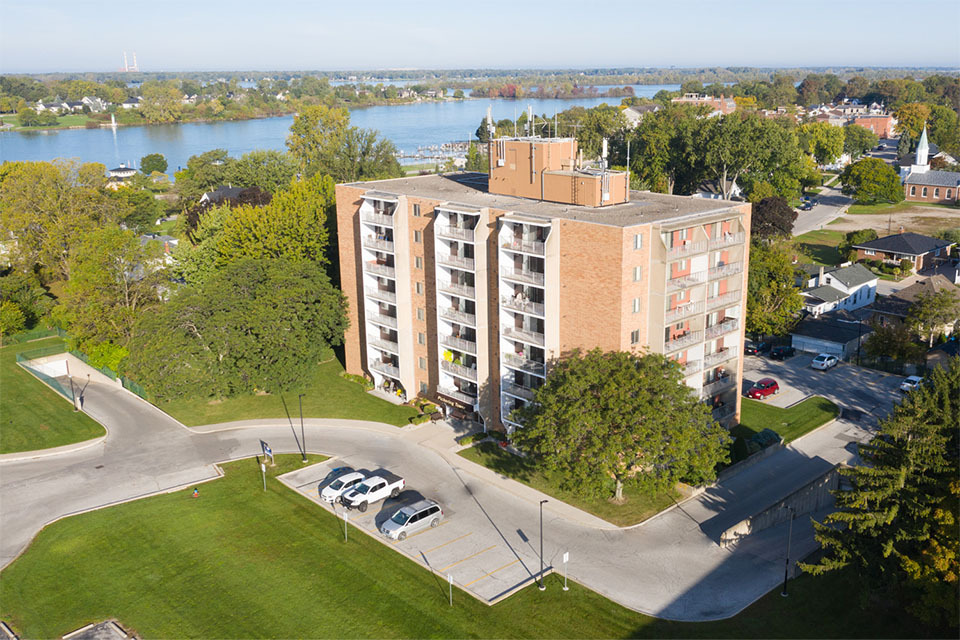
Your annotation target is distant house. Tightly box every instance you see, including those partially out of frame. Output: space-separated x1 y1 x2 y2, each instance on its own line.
790 310 872 360
798 263 877 316
850 114 894 138
926 339 959 371
121 97 141 110
868 275 960 340
622 104 662 127
694 178 742 200
81 96 109 112
106 164 137 190
35 100 68 113
200 185 245 205
671 93 736 116
64 101 84 112
852 231 955 272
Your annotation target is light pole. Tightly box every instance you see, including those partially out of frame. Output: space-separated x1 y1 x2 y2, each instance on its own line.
298 393 306 462
781 507 795 597
539 499 548 591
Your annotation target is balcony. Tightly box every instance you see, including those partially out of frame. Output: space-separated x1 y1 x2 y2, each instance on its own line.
502 381 536 401
361 211 394 227
503 326 545 346
370 359 400 378
702 375 736 396
438 281 476 299
709 232 745 250
666 271 706 292
501 295 545 317
502 238 546 256
667 240 707 259
440 334 477 355
709 261 743 281
362 236 394 253
365 287 397 304
503 352 546 376
366 311 398 329
501 267 545 286
436 225 475 242
440 359 478 382
705 318 739 340
681 359 702 376
665 330 703 353
438 253 475 271
364 262 395 279
704 348 737 368
706 291 741 311
440 307 476 326
368 337 399 354
665 300 704 323
438 386 477 405
712 404 735 422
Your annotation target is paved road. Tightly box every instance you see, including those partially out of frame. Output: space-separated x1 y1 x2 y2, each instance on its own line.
792 181 853 236
0 360 899 621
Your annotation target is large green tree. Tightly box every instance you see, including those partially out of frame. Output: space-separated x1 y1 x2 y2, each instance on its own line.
908 289 960 348
626 104 703 194
140 80 183 124
225 150 298 193
173 149 235 203
799 121 845 165
511 349 730 501
840 158 904 205
843 124 879 160
894 103 931 140
746 239 804 336
140 153 168 175
751 196 797 238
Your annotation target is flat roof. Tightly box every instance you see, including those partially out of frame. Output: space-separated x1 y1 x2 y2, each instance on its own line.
342 173 745 228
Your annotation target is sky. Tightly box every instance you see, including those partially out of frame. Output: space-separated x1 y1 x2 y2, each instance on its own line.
1 0 959 73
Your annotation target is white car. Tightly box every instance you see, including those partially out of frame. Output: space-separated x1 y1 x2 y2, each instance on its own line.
900 375 923 392
811 354 839 370
319 471 365 503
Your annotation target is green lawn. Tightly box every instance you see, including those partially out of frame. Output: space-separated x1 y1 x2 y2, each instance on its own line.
1 113 94 130
733 396 840 444
159 354 418 427
459 441 678 526
846 201 960 215
0 455 944 639
795 229 845 266
0 338 105 454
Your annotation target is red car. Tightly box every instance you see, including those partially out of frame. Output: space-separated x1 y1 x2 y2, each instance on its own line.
746 377 780 400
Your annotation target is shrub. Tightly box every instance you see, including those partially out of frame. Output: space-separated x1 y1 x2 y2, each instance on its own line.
419 402 438 415
408 414 431 425
488 430 508 442
899 258 913 272
459 431 489 445
732 436 749 463
340 372 373 390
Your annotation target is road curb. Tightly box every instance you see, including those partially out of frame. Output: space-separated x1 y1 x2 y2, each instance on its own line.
0 434 106 463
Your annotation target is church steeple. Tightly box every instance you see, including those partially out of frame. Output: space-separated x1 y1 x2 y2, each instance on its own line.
916 125 929 167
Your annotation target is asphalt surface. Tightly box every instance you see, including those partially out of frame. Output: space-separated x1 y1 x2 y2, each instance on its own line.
0 357 902 621
792 181 853 236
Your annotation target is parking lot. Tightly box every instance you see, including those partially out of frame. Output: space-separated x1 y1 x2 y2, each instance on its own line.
279 458 549 605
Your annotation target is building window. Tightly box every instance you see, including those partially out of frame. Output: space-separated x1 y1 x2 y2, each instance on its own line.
633 266 642 282
420 381 428 394
416 282 423 295
417 308 425 321
935 188 940 198
632 298 641 313
633 233 643 250
679 228 688 241
910 186 916 196
418 332 425 345
630 329 640 344
419 357 426 370
414 230 422 243
415 256 423 269
413 204 421 217
676 259 687 272
948 189 953 199
864 249 875 256
922 187 928 197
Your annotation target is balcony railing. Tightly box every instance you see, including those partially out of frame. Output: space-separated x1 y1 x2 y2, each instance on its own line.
365 287 397 304
440 307 476 326
436 225 475 242
501 295 545 317
501 267 545 286
712 404 736 421
502 238 546 256
667 240 707 259
362 236 394 253
666 271 706 292
438 386 477 405
709 232 745 250
702 375 736 396
366 311 398 329
364 262 396 279
361 211 394 227
503 352 546 376
681 359 702 376
368 338 399 354
370 359 400 378
438 281 476 299
502 381 536 401
438 253 475 271
665 300 704 323
440 334 477 355
706 291 741 311
665 330 703 353
705 318 739 340
503 326 545 346
440 359 478 381
709 262 743 280
704 348 737 368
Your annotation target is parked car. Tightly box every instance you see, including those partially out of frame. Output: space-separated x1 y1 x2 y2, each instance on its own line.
799 201 814 211
319 469 365 503
746 377 780 400
900 375 923 392
811 353 839 370
770 345 796 360
341 471 405 512
380 499 443 541
744 341 771 355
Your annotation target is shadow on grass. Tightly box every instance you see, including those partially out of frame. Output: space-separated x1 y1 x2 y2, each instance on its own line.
798 241 843 266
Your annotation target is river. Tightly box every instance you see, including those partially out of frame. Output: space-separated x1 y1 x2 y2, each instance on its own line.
0 84 679 172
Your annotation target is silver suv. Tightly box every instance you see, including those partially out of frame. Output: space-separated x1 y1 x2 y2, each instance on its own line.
380 499 443 541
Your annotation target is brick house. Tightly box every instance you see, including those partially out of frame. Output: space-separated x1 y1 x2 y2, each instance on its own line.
900 126 960 204
866 275 960 339
850 114 894 138
852 232 955 272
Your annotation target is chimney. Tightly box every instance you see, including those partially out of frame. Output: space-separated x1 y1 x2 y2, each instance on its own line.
899 225 904 234
818 265 824 285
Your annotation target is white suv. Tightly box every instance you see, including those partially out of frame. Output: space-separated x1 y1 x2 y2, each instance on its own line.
320 471 365 503
380 499 443 541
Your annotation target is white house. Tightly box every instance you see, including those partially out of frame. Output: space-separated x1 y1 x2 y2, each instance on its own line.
121 97 141 110
799 263 878 316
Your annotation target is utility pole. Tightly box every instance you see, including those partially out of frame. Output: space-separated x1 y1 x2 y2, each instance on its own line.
298 393 306 462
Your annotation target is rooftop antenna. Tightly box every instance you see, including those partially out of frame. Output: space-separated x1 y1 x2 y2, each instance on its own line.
527 105 533 137
625 139 631 200
486 105 495 140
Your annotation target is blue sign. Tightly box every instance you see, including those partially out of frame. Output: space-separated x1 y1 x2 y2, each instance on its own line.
260 440 273 459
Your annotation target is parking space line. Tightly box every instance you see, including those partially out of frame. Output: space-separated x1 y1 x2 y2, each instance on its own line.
464 559 520 588
423 532 472 554
439 545 496 573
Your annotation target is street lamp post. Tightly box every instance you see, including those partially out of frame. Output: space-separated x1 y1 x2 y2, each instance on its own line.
539 499 548 591
781 507 795 597
298 393 306 462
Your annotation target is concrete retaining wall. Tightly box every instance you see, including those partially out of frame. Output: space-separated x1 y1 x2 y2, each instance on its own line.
717 440 785 483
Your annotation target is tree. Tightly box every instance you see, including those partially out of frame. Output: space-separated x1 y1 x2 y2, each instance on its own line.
109 187 165 231
863 320 925 363
453 89 464 99
799 121 845 165
0 300 25 341
0 270 53 327
746 239 804 336
140 153 168 175
840 229 878 257
140 80 183 124
894 103 931 140
173 204 231 287
627 104 703 195
752 196 797 238
844 124 879 160
173 149 235 203
511 349 730 501
226 150 298 194
465 142 486 172
801 359 959 629
840 158 904 205
125 258 348 400
928 105 960 157
908 289 960 348
16 107 38 127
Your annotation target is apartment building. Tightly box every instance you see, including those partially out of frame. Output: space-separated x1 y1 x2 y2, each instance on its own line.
335 135 751 432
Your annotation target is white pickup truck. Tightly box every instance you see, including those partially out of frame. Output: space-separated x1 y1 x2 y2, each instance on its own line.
340 471 405 512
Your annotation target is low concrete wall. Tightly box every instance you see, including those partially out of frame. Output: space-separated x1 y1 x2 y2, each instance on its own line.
25 353 120 388
717 440 785 483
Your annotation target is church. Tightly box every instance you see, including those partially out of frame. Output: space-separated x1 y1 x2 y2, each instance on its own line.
900 126 960 204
